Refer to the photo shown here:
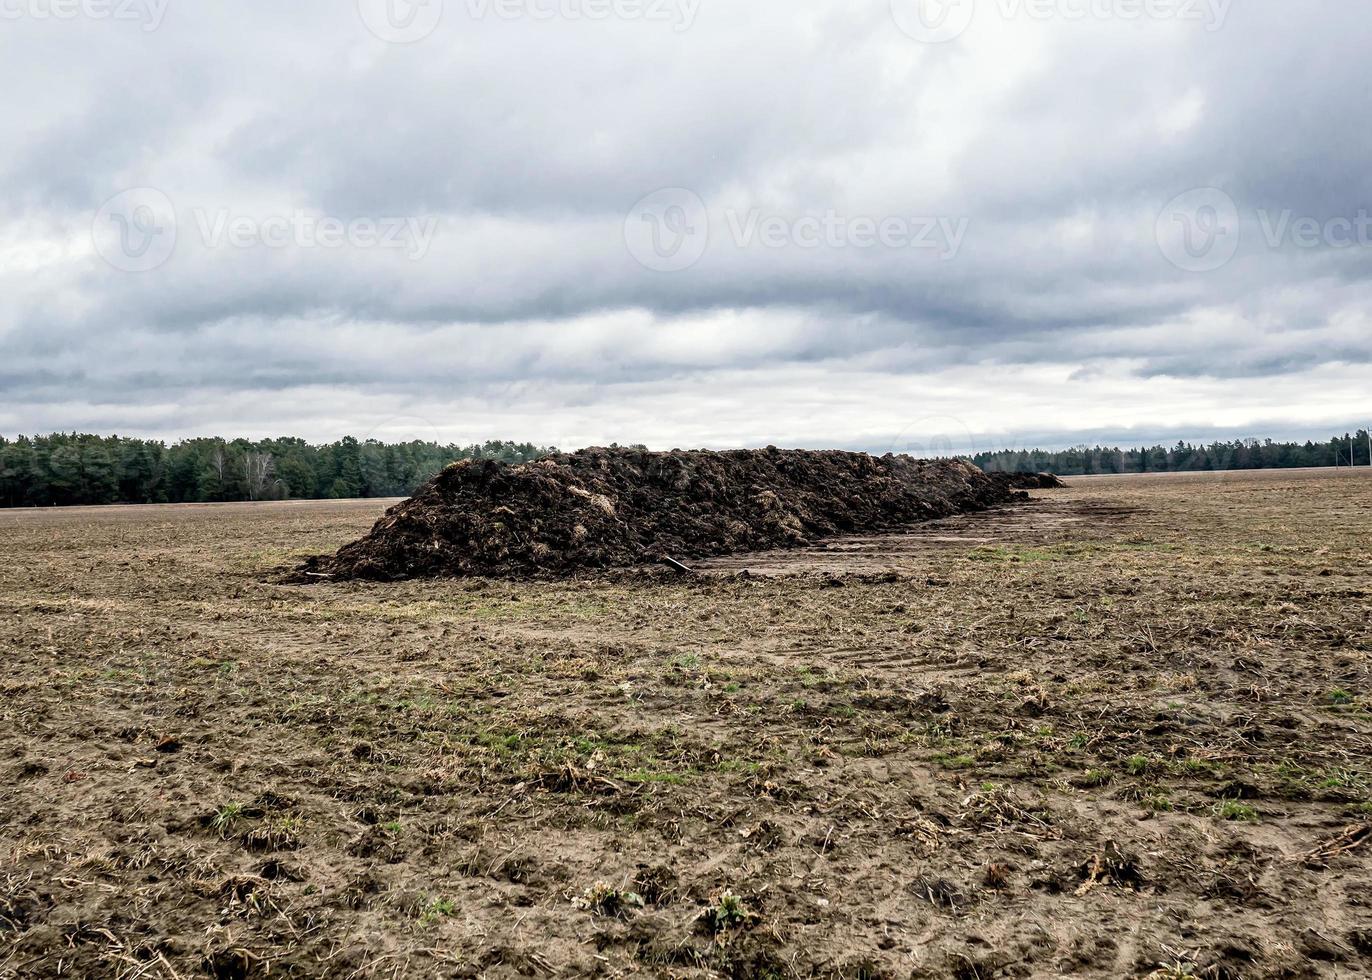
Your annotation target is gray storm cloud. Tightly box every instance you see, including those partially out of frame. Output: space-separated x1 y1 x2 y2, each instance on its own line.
0 0 1368 448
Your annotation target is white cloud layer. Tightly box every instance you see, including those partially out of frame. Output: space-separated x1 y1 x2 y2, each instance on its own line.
1 0 1369 449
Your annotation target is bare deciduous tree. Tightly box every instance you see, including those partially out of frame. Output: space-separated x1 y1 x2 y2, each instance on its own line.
242 451 277 501
210 442 227 484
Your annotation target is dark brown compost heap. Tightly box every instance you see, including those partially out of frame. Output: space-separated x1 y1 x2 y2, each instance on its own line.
990 471 1067 490
303 447 1025 581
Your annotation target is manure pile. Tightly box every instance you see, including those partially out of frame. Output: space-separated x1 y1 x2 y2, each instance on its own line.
304 447 1030 581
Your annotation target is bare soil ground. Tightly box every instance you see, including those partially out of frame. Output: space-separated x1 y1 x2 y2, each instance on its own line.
1 469 1369 979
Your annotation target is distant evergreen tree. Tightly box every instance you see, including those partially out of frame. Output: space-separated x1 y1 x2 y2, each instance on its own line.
971 429 1372 476
3 429 1368 507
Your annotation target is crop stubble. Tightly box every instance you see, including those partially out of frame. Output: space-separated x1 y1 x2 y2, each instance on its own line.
0 468 1369 978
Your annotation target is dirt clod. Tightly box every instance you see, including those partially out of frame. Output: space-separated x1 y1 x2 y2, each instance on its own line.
991 471 1068 490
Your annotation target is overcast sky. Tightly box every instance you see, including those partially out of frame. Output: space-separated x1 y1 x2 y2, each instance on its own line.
1 0 1368 454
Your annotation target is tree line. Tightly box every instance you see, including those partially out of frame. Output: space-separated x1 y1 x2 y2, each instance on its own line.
3 430 1369 507
972 432 1372 476
0 434 553 508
